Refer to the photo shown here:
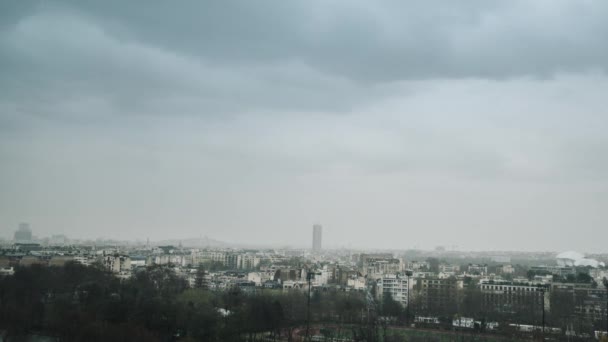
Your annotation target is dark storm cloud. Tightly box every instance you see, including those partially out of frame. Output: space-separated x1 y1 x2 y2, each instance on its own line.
0 3 383 120
1 0 607 122
4 0 607 82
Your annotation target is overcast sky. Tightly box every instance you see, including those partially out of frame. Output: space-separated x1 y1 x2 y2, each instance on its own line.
1 1 607 252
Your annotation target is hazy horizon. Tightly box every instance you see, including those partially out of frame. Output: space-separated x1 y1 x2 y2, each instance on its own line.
2 1 608 253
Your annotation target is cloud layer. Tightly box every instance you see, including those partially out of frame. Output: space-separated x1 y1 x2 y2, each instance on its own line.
1 1 607 251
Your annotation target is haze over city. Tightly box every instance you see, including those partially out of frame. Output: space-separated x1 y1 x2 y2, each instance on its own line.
2 1 608 252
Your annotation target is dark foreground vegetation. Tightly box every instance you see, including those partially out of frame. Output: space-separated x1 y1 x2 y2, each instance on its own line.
1 262 606 341
0 262 372 341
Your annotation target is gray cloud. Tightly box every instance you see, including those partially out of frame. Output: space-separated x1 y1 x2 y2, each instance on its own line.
6 0 605 81
1 1 607 251
1 0 607 123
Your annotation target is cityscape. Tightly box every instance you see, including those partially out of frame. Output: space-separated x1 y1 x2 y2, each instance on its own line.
2 1 608 341
1 222 608 341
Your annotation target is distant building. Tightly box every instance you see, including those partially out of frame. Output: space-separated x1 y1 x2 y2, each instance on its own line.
467 264 488 275
14 223 32 243
530 265 575 277
347 275 366 290
377 273 411 307
453 317 475 329
0 267 15 276
103 255 131 273
556 251 605 268
73 256 93 266
479 280 550 313
500 264 515 274
49 234 68 245
491 255 511 263
130 256 147 268
273 268 303 282
153 254 189 267
414 277 463 314
551 283 607 323
361 256 403 278
439 264 460 273
238 254 260 270
408 260 430 271
194 251 258 269
14 243 42 253
312 224 322 251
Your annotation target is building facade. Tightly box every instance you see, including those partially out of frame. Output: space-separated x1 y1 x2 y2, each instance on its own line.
377 273 410 307
414 277 463 315
479 280 550 314
14 223 32 243
312 224 322 251
551 283 607 324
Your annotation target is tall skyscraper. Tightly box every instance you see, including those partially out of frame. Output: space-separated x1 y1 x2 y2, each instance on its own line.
312 224 322 251
14 222 32 243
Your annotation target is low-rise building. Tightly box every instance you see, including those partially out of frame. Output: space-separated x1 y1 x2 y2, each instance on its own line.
0 267 14 276
439 264 460 273
414 277 463 314
347 275 366 290
467 264 488 275
103 255 131 273
408 260 430 271
479 280 550 314
500 264 515 274
551 283 607 324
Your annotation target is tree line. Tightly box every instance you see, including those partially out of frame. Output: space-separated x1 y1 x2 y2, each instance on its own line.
0 262 371 341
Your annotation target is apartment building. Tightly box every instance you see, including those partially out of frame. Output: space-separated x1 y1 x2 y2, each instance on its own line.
376 273 410 307
414 277 463 314
479 280 550 313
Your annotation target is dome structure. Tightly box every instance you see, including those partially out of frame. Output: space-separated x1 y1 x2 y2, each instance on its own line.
556 251 603 268
556 251 585 260
574 259 599 267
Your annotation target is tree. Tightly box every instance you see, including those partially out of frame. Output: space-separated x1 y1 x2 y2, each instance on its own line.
381 292 402 317
426 258 440 273
461 279 483 318
576 272 593 284
194 265 206 288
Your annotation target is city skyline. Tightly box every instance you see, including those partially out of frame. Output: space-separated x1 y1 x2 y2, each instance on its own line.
3 221 606 255
2 2 608 341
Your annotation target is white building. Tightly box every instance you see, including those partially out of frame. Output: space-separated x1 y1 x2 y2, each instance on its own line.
73 256 94 266
501 264 515 274
467 264 488 275
103 255 131 273
408 261 429 271
453 317 475 329
239 254 260 269
347 276 366 290
376 273 410 307
0 267 15 276
247 271 273 286
153 254 189 266
363 259 404 278
556 251 605 268
439 264 460 273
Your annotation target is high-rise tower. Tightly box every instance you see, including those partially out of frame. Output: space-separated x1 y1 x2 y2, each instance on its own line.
312 224 322 251
14 222 32 243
